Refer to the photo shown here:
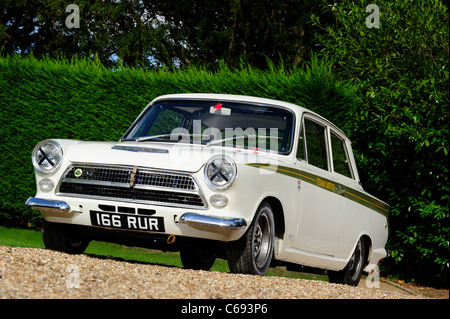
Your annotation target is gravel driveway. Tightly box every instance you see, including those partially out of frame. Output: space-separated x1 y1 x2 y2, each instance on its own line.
0 245 422 299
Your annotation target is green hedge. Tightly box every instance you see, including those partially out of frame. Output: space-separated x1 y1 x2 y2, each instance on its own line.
311 0 449 288
0 55 357 225
1 54 448 287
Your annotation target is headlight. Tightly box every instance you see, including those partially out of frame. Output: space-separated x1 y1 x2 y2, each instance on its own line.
32 140 63 174
204 155 237 190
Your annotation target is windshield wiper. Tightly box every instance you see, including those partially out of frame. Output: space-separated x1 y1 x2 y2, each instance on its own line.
136 134 174 142
206 135 281 147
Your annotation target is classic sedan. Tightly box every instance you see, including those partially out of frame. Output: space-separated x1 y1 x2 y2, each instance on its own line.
26 93 389 286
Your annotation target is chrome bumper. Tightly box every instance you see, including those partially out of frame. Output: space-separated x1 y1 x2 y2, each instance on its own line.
177 213 247 230
25 197 71 213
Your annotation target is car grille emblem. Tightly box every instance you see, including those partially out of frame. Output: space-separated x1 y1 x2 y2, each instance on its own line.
74 168 83 178
129 165 138 188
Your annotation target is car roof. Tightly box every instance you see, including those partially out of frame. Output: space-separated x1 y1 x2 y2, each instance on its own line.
152 93 306 112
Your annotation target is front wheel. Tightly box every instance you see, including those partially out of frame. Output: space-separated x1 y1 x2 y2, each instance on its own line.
42 220 90 254
328 238 366 286
180 245 216 271
227 201 275 275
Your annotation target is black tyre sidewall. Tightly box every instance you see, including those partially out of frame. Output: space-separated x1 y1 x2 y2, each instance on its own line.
42 220 89 254
328 238 366 286
180 246 216 271
227 201 275 276
250 203 275 275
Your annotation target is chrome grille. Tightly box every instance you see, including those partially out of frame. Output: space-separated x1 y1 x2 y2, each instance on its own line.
57 164 205 208
63 165 196 190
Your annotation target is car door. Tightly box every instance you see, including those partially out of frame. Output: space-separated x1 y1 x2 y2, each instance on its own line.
328 128 367 259
292 115 345 257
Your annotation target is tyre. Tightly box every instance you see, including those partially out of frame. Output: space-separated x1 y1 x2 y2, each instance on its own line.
180 245 216 271
42 220 90 254
328 238 366 286
227 201 275 275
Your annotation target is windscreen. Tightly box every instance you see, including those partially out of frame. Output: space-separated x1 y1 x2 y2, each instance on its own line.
123 100 295 154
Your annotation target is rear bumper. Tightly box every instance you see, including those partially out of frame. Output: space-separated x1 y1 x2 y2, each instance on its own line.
366 247 389 269
25 197 72 213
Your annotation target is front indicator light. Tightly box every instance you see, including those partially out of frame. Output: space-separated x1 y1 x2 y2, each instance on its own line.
39 178 55 192
210 194 228 207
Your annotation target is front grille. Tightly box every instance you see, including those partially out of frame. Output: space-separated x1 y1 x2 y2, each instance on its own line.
59 183 204 207
64 166 196 190
57 164 205 208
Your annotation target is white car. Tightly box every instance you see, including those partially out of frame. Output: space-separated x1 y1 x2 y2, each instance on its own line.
26 93 389 286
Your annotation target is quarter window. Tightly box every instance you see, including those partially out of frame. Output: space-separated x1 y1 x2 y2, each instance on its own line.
303 119 328 171
330 131 353 178
296 124 305 160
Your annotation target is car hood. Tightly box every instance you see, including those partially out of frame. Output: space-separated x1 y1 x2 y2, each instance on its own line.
64 140 282 173
64 140 216 172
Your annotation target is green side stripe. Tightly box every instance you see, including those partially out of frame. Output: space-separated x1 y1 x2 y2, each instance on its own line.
246 163 390 217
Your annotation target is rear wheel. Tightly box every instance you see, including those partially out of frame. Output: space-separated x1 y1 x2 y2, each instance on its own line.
42 220 90 254
328 238 366 286
227 201 275 275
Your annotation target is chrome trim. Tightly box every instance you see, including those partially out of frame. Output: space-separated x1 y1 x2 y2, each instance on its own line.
59 179 130 188
204 154 237 191
57 193 206 210
177 213 247 230
56 163 208 209
25 197 71 213
32 140 64 174
112 145 169 154
58 178 201 195
59 163 200 190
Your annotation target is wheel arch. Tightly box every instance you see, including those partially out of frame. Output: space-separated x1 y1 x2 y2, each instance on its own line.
360 234 372 270
262 197 285 239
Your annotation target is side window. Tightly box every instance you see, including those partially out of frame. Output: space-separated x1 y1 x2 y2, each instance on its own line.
330 131 353 178
304 119 328 171
296 125 305 160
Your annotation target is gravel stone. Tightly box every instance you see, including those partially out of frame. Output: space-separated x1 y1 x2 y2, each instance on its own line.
0 245 423 299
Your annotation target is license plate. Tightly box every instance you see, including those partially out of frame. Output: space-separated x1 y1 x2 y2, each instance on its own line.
90 211 165 232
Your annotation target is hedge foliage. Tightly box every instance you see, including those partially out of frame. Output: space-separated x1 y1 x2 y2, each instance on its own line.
0 52 448 286
311 0 449 287
0 54 358 223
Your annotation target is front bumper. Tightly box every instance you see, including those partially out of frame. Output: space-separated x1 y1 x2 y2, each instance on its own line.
25 197 72 213
176 213 247 230
26 197 247 234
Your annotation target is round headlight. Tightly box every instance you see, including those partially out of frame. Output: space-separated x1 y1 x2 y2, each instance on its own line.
32 140 63 174
204 155 237 190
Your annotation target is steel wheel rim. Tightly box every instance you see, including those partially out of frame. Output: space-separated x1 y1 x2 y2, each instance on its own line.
253 211 272 268
69 239 84 248
349 240 363 281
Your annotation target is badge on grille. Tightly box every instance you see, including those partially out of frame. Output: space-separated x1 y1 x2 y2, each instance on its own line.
74 168 83 178
130 166 138 188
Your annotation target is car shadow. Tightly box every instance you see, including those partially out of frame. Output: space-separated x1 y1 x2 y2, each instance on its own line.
83 251 182 269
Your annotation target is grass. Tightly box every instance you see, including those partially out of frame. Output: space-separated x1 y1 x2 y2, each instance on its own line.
0 225 44 248
0 225 328 281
